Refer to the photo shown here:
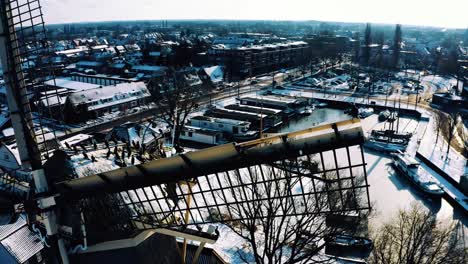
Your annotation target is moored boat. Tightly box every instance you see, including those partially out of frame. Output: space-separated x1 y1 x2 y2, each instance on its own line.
378 110 390 121
325 234 373 252
358 107 373 118
391 151 444 198
364 134 408 153
371 129 412 140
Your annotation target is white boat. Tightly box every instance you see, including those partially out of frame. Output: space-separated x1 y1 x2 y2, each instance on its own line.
187 115 258 141
315 102 328 108
378 110 390 121
358 107 373 118
299 105 315 115
325 234 373 251
364 134 408 153
180 126 227 145
391 151 444 198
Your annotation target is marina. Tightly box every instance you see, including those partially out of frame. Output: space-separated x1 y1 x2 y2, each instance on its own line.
179 82 467 246
259 89 467 227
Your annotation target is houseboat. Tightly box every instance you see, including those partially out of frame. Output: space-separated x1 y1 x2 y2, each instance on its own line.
187 116 258 141
225 103 294 120
224 103 282 116
364 134 408 152
391 151 444 198
204 107 282 129
325 234 373 252
180 126 226 145
370 129 412 140
238 95 304 111
358 107 373 118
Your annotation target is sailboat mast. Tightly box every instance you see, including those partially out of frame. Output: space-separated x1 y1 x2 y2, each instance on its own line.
397 96 401 133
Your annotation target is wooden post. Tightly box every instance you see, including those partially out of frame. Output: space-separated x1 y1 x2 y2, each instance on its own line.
182 181 195 264
192 242 206 264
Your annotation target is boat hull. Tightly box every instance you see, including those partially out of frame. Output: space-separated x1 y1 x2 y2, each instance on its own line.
325 235 373 252
392 162 444 198
364 140 407 153
232 133 259 142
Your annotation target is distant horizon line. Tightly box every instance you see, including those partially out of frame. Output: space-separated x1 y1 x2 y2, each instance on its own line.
45 18 467 30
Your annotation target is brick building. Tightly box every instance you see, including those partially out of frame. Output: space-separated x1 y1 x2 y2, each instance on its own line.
208 41 308 79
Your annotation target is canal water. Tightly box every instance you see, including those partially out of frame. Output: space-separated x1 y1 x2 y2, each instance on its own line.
278 108 467 228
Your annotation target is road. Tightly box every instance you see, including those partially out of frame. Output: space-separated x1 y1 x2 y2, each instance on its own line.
39 71 288 141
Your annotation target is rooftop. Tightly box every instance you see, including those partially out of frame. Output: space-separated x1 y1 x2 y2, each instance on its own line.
0 216 44 264
45 78 101 91
68 82 150 110
190 115 250 126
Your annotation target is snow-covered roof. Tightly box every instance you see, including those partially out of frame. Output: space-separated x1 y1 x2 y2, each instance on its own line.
107 122 162 145
1 143 22 166
2 127 14 137
110 63 126 69
132 65 167 73
0 216 44 263
190 115 249 126
60 134 93 148
44 78 100 91
115 45 126 52
68 82 150 111
55 46 89 57
211 40 307 51
125 44 140 51
149 51 161 57
76 61 103 67
0 225 44 263
40 95 67 107
203 66 224 84
91 44 108 50
183 125 223 136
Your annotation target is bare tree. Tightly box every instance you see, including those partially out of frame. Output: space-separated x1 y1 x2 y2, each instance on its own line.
440 111 461 156
218 156 369 264
392 24 402 69
363 23 372 66
433 110 442 144
147 69 203 151
459 123 468 157
369 203 466 264
376 31 385 68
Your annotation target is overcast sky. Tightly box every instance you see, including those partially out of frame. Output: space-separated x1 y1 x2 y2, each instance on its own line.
42 0 467 28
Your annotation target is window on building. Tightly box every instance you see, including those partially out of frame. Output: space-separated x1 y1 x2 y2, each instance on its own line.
188 132 193 137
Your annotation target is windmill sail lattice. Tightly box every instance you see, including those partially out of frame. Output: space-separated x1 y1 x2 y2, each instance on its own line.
56 120 371 238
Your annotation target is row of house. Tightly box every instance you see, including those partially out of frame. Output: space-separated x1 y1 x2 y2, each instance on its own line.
38 80 151 123
207 41 308 78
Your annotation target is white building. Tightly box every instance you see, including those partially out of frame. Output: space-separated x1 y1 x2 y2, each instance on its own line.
65 82 151 121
